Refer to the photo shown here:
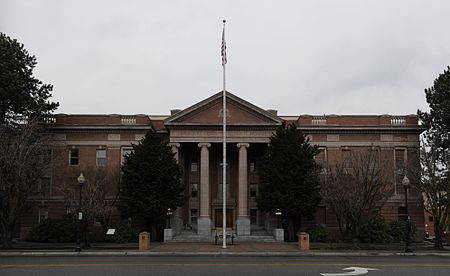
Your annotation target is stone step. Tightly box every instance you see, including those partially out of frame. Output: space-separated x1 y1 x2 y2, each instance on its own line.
169 229 277 243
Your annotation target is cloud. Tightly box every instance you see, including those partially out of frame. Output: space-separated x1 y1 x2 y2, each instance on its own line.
2 0 449 115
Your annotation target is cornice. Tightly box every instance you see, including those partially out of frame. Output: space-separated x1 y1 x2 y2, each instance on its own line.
48 125 153 131
298 125 425 134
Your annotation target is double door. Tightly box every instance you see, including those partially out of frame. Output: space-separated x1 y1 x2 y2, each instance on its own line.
214 209 233 228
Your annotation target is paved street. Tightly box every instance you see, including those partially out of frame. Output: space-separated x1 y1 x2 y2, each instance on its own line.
1 256 450 276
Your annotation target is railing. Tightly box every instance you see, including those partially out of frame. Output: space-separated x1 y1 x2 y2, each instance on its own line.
391 117 406 125
43 116 56 124
312 116 327 125
121 117 136 125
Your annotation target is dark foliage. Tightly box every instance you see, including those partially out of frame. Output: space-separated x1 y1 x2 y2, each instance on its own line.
120 130 184 231
307 225 331 242
0 32 58 124
30 216 77 243
107 220 139 243
257 123 321 240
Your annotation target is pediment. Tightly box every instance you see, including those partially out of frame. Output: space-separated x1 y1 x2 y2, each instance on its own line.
164 91 282 127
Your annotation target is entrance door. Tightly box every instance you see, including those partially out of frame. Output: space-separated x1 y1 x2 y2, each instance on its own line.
215 209 233 228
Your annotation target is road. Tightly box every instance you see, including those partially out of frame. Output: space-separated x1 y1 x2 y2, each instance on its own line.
1 255 450 276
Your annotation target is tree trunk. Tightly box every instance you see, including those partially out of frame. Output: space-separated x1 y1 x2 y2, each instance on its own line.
434 223 444 250
1 227 13 249
336 218 345 242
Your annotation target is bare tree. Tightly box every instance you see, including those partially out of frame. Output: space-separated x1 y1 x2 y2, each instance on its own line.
414 135 450 250
62 166 120 246
0 121 51 248
321 148 393 241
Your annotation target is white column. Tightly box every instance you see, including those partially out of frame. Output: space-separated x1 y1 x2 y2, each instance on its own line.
170 143 180 163
198 142 211 236
168 143 182 236
236 143 250 236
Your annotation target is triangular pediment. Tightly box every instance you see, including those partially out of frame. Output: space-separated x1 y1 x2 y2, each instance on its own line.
164 91 283 127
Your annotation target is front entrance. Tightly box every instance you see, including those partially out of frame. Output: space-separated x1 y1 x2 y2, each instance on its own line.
215 209 233 228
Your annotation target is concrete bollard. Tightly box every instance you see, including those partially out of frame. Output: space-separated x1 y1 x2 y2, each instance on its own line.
298 232 310 250
139 232 150 251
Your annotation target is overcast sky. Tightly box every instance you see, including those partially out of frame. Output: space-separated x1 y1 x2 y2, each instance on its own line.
2 0 450 116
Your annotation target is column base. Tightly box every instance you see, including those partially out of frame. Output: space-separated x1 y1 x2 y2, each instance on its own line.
173 209 183 235
164 229 174 242
236 217 251 236
273 228 284 242
197 217 212 236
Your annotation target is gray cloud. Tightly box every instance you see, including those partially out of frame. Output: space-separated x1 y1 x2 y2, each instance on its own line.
2 0 449 116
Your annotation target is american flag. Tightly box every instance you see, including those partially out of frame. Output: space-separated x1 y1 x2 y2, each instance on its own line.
221 25 227 66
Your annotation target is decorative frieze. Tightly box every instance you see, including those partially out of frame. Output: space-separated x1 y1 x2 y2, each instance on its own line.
108 134 120 141
135 134 145 141
327 134 340 142
380 134 393 142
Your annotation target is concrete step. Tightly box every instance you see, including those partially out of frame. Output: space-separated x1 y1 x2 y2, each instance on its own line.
169 230 276 243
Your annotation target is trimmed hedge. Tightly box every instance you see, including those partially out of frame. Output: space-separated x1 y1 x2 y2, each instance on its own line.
108 220 139 243
307 225 331 242
30 216 77 242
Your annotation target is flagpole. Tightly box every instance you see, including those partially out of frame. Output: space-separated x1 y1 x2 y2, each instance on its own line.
221 19 227 249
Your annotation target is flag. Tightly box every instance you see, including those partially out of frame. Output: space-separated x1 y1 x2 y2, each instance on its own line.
221 25 227 66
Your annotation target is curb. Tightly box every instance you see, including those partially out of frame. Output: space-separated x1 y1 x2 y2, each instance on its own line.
2 251 450 257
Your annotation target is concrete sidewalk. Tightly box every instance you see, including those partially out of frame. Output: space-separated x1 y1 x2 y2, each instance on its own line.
1 242 450 257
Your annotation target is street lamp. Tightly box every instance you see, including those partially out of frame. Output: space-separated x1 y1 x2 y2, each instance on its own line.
402 175 413 253
75 172 85 252
275 208 282 228
166 208 173 229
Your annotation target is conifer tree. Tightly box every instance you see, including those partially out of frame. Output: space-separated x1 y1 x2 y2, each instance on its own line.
257 123 321 241
120 130 184 233
0 32 58 124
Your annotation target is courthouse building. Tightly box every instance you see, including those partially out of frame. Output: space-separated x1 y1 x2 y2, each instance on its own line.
20 91 425 240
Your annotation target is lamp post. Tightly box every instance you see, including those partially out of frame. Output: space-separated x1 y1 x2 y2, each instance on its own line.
275 208 282 228
75 172 85 252
166 208 173 229
402 175 413 253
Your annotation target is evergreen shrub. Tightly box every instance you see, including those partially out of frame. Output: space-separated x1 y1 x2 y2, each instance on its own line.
108 221 139 243
30 216 76 242
307 225 331 242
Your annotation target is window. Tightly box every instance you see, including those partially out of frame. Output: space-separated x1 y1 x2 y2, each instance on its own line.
121 148 133 165
342 149 352 170
38 207 48 224
315 149 326 170
218 183 230 199
250 209 257 225
69 148 79 166
249 184 257 198
249 158 257 173
191 183 198 198
395 149 406 185
191 158 198 172
429 216 434 222
368 148 379 170
38 177 51 196
190 209 198 226
96 148 107 166
218 163 230 199
65 205 73 215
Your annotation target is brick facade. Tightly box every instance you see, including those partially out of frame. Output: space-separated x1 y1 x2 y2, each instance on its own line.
19 91 425 241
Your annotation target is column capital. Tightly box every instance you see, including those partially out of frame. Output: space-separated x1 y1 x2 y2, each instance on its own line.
169 142 180 149
198 142 211 149
237 143 250 149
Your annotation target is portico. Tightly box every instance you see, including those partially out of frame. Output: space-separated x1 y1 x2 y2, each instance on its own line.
164 91 282 236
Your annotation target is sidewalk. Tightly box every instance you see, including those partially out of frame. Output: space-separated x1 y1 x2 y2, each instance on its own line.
1 242 450 257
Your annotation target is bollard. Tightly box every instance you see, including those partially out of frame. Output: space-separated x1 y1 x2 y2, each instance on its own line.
139 231 150 251
298 232 310 250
